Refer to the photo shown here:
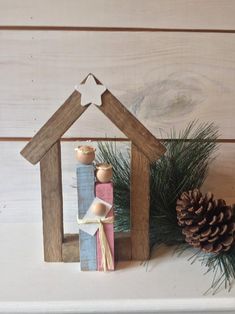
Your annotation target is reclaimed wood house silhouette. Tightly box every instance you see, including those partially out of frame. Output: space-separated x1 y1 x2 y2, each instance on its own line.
21 74 166 263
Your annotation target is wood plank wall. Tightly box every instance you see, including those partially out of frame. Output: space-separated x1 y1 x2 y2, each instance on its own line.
1 0 235 224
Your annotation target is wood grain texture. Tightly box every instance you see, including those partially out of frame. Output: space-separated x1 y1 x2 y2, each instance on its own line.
114 232 131 261
40 141 63 262
100 90 166 162
130 144 150 260
62 234 80 262
21 68 165 165
60 232 131 262
21 90 85 164
1 31 235 139
0 0 235 30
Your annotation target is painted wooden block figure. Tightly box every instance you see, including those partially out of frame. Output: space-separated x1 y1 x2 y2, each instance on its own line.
95 181 115 271
76 163 97 271
76 145 97 271
76 146 115 271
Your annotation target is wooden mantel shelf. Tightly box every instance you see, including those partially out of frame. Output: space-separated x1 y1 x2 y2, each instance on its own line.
1 223 235 314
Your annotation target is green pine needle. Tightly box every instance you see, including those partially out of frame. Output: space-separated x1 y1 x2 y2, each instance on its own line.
150 121 219 247
96 121 235 294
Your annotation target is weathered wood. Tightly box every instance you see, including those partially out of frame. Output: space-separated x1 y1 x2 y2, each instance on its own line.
62 234 80 262
95 182 114 270
114 232 132 261
61 232 131 262
130 144 150 260
21 70 165 165
21 90 86 164
0 0 234 30
99 89 165 162
40 141 63 262
77 163 97 271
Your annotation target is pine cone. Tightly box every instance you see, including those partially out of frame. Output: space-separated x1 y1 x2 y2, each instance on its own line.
176 189 235 253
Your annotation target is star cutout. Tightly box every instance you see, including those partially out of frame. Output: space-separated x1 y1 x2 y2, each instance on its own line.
75 74 106 106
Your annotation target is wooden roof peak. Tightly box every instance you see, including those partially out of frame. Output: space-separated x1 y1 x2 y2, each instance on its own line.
21 74 166 164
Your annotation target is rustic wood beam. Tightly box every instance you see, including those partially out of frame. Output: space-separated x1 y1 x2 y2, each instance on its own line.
62 234 80 263
114 232 132 261
98 89 166 162
130 144 150 260
40 141 63 262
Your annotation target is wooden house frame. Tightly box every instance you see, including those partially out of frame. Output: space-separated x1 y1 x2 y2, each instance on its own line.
21 74 166 263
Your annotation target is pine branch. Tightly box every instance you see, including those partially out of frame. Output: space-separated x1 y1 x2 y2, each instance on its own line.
96 121 235 295
150 121 219 246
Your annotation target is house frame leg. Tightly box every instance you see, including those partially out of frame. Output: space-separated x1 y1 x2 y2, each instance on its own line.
40 141 63 262
130 143 150 260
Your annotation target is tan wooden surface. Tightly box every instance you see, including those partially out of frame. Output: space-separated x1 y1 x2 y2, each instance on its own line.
114 232 132 261
62 234 80 262
130 144 150 260
1 31 235 139
40 141 63 261
0 0 235 30
21 72 165 165
99 89 166 162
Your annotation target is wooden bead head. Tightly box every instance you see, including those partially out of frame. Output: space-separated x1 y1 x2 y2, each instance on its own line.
92 202 107 216
96 163 113 183
75 145 96 164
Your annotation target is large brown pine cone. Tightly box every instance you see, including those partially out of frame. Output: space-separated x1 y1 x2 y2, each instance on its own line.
176 189 235 253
